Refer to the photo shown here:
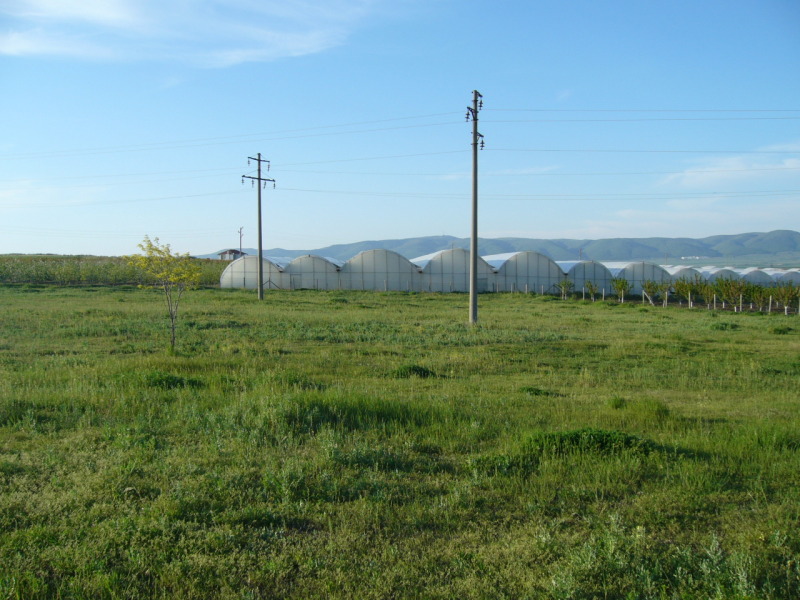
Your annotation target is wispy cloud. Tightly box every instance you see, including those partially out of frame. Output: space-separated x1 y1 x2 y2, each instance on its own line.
0 0 386 66
487 193 800 241
662 142 800 188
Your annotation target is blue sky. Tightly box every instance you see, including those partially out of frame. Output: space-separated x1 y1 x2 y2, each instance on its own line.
1 0 799 256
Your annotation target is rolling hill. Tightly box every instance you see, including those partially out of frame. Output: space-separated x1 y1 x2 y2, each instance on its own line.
204 230 800 267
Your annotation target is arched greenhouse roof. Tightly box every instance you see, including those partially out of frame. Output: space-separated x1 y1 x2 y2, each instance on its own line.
487 251 563 293
556 261 614 293
482 252 524 270
772 270 800 284
285 254 343 270
219 255 286 290
409 250 449 269
602 261 643 277
600 261 671 294
697 267 740 281
343 248 420 270
735 268 775 285
341 249 422 291
665 266 702 281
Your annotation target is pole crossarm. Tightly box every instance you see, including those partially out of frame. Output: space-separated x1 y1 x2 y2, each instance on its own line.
467 90 484 324
241 153 275 300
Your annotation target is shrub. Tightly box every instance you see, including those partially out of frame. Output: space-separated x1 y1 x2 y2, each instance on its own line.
523 427 650 456
519 386 563 397
608 396 627 409
769 326 792 335
475 428 651 477
390 364 437 379
141 370 203 390
268 371 327 390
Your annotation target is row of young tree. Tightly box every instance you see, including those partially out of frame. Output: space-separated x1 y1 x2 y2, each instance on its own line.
0 254 226 287
557 275 800 314
2 251 798 316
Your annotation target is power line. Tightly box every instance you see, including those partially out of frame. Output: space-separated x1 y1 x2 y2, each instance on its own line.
0 226 232 239
276 165 800 177
487 108 800 113
485 116 800 123
278 150 467 167
275 186 800 201
3 162 796 191
0 116 463 160
490 147 800 154
0 190 246 209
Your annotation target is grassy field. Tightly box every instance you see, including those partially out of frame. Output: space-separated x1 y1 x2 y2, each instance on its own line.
1 285 799 599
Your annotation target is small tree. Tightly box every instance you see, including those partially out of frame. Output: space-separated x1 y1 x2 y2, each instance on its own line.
611 277 631 303
127 236 201 351
641 280 660 306
773 282 798 315
555 278 574 300
585 280 598 302
747 284 770 313
673 277 692 307
715 278 747 312
657 281 672 307
697 280 716 309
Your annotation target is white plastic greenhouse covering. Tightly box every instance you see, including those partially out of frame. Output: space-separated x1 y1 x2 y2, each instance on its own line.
664 266 702 282
698 267 741 282
219 253 798 294
218 255 287 290
601 262 671 295
556 261 613 296
411 248 493 293
340 249 422 292
285 255 343 290
769 270 800 284
734 268 777 286
484 252 562 293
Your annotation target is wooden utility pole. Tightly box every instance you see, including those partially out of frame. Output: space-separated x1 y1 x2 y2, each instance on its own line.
466 90 484 324
242 154 274 300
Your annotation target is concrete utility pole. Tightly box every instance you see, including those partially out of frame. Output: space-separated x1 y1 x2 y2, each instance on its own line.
238 227 244 254
242 153 275 300
466 90 484 325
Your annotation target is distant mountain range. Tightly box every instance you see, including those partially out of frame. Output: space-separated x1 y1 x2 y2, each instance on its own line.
202 230 800 268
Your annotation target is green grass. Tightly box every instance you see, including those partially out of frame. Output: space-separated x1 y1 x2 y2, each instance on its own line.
1 286 799 598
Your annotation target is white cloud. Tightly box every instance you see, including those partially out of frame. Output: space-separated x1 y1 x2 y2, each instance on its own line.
0 28 112 58
0 0 386 66
662 142 800 188
583 197 800 239
1 0 142 27
484 193 800 241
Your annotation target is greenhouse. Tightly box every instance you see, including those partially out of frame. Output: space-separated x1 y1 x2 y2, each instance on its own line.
556 261 614 297
340 249 422 292
664 266 702 282
411 249 494 293
768 269 800 284
218 255 287 290
602 262 671 295
734 268 776 286
698 267 741 282
484 252 562 294
219 251 798 296
284 255 343 290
